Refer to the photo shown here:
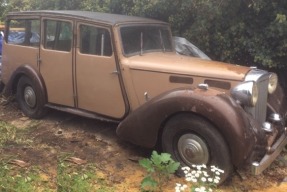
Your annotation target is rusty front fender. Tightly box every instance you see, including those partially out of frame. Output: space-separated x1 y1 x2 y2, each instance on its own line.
117 87 257 167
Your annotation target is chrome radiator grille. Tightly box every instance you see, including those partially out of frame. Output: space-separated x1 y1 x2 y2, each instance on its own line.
245 70 269 125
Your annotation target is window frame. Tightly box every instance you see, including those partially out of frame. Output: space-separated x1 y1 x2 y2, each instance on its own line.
43 19 73 52
77 23 113 57
6 18 40 47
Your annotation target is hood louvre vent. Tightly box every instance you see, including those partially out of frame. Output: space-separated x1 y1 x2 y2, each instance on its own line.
204 79 231 90
169 76 193 84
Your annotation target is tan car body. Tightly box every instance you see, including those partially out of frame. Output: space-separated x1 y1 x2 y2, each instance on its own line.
2 11 287 181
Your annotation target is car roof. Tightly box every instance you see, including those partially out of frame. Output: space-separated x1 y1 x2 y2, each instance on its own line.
7 10 168 26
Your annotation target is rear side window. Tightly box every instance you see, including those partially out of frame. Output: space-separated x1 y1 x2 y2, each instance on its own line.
7 19 40 47
79 24 112 56
44 20 72 52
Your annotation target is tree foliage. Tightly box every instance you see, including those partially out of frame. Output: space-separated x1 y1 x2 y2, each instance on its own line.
0 0 286 68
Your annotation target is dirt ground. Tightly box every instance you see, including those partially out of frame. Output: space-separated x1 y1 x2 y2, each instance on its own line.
0 99 287 192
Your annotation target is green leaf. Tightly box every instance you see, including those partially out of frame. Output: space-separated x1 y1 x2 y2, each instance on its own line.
141 176 157 191
158 153 172 164
139 158 154 172
151 151 162 167
166 162 180 174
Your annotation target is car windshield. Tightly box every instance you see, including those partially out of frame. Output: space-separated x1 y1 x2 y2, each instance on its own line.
120 25 172 56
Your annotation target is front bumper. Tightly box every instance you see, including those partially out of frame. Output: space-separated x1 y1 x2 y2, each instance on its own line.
252 127 287 175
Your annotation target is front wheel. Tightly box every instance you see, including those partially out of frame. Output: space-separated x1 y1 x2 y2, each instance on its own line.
16 76 47 119
162 114 233 183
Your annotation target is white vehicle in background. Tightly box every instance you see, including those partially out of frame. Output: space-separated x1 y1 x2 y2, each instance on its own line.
173 36 211 60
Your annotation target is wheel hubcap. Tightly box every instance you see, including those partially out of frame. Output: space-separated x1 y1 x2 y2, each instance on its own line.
177 134 209 166
24 86 36 108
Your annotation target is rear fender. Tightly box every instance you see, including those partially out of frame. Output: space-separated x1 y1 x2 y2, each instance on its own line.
117 87 257 166
3 64 47 103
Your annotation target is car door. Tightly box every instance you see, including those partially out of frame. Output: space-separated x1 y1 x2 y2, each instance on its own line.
3 18 40 82
75 22 126 119
39 18 74 107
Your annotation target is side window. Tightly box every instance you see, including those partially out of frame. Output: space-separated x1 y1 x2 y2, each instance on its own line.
44 20 72 52
79 24 112 56
7 19 40 47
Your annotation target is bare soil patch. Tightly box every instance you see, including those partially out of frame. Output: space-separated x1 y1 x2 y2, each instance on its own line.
0 99 287 191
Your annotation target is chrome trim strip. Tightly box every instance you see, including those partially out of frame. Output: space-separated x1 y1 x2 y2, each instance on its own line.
252 132 287 175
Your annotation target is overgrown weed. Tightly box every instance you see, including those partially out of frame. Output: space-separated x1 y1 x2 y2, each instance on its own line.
139 150 180 192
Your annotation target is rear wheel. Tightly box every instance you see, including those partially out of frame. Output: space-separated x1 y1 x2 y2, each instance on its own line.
162 114 233 183
16 76 47 119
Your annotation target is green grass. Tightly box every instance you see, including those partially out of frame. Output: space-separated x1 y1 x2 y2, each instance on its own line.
0 156 55 192
0 121 17 146
57 153 114 192
0 120 41 147
0 120 115 192
0 154 115 192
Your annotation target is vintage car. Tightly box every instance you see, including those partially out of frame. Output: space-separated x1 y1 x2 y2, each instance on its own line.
1 11 287 182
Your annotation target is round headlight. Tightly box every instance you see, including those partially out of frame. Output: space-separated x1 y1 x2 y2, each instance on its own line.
268 73 278 94
231 81 258 107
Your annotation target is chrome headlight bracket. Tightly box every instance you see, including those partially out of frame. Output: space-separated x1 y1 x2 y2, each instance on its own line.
231 81 258 107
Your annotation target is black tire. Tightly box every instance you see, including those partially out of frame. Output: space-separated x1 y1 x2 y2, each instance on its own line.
16 76 47 119
162 114 233 183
